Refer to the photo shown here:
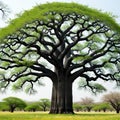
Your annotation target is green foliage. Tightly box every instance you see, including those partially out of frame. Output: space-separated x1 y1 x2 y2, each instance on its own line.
24 99 50 112
73 55 91 63
78 79 107 94
92 83 107 93
73 103 83 112
0 102 9 111
0 2 120 41
39 98 51 111
12 75 44 94
93 103 111 112
25 102 40 112
3 97 26 112
13 58 35 67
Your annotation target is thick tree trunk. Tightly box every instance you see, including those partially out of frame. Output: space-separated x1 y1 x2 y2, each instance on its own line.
116 109 119 114
10 107 15 113
43 107 46 112
50 70 74 114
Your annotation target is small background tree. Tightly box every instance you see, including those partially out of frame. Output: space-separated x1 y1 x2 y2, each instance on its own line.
3 97 26 112
25 102 40 112
93 102 110 112
39 98 50 112
73 102 83 112
102 92 120 113
80 97 94 112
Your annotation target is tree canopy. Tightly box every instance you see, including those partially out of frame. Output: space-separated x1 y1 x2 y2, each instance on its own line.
39 98 50 111
80 97 94 112
102 92 120 113
3 97 26 112
25 102 40 112
0 2 120 114
0 2 120 40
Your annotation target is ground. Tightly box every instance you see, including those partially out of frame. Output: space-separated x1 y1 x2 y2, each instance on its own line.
0 112 120 120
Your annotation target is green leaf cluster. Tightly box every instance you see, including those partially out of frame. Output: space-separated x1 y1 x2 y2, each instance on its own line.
14 58 35 67
3 97 26 109
0 102 9 111
0 2 120 41
78 79 106 94
93 103 110 112
25 102 40 111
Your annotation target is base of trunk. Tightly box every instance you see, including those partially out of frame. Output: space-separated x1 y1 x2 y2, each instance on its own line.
49 109 74 114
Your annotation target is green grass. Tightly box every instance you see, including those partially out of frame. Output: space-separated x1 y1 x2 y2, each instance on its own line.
0 112 120 120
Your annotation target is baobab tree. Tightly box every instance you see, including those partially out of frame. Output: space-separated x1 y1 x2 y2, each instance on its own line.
0 3 120 114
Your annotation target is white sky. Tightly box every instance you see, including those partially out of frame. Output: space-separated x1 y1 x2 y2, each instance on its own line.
0 0 120 102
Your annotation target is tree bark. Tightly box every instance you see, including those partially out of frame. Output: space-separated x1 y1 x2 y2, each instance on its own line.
49 70 74 114
116 109 119 114
10 107 15 113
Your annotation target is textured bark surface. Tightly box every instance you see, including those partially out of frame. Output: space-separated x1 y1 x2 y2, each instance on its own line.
50 81 73 114
50 69 74 114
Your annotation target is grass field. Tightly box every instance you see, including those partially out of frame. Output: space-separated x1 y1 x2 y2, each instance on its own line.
0 112 120 120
